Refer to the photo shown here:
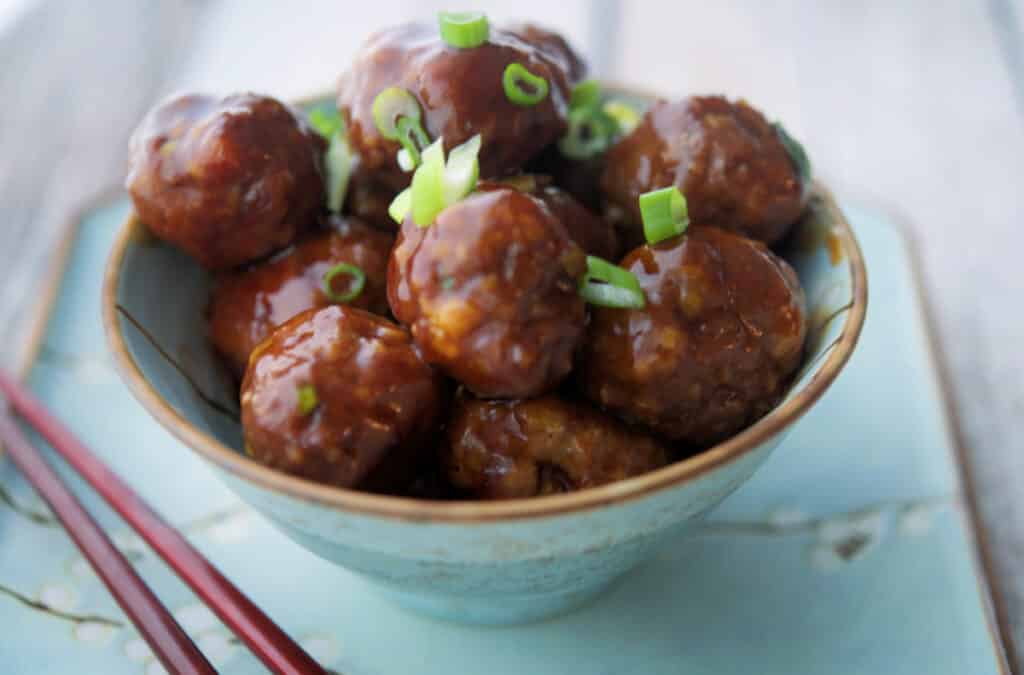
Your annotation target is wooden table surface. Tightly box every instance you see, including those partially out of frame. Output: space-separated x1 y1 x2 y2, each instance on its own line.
1 0 1021 669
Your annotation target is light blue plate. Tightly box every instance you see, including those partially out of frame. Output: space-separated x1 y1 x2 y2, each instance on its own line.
0 197 1007 673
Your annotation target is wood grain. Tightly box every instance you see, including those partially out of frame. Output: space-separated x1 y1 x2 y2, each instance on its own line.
0 0 1021 669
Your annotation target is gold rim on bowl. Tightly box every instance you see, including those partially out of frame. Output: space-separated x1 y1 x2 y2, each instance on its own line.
103 102 867 523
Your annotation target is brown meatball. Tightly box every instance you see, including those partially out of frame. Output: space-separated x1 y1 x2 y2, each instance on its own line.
344 163 400 230
388 188 586 399
580 226 807 445
505 22 587 83
208 216 394 377
241 305 445 491
602 96 808 248
127 93 325 270
444 394 669 499
478 179 619 260
337 21 576 189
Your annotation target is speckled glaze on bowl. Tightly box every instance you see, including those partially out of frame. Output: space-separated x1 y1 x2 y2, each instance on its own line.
102 89 867 625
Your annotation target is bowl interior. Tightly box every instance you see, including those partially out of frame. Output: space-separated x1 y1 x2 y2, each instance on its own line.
104 92 865 519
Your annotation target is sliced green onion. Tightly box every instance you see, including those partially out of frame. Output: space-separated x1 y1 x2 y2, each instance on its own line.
411 138 447 227
439 11 489 48
603 100 640 135
442 134 481 205
322 262 366 303
773 121 811 184
640 187 689 245
503 63 549 106
309 107 344 139
558 107 616 160
324 132 354 213
296 384 319 415
579 255 645 309
397 148 416 172
569 79 601 111
389 187 413 224
396 115 430 169
372 87 422 139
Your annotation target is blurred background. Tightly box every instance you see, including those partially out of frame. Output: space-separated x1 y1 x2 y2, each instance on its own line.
0 0 1021 666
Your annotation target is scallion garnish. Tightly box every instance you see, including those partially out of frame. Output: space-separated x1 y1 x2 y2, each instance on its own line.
442 134 481 205
602 100 640 135
324 132 353 213
389 187 412 224
772 121 811 184
439 11 489 48
639 187 689 245
558 107 616 160
503 63 549 106
309 107 344 139
322 262 366 303
296 384 319 415
373 87 430 169
579 255 645 309
411 138 447 227
569 79 601 111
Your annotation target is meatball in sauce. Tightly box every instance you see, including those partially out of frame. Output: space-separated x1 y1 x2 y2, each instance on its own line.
602 96 808 248
208 216 393 377
337 21 581 189
581 226 807 446
127 93 325 270
388 188 586 399
241 305 445 491
444 393 669 499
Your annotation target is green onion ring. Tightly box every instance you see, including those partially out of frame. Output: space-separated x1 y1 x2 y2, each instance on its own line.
308 107 344 139
602 100 640 135
639 187 689 245
322 262 366 303
558 107 616 160
579 255 645 309
503 63 549 106
439 11 489 48
372 87 422 139
569 79 601 111
296 384 319 415
395 115 430 169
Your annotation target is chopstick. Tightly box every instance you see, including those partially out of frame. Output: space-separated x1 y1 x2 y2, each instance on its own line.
0 370 326 675
0 409 215 675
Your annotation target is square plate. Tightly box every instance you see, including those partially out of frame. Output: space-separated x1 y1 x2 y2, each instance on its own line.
0 197 1009 674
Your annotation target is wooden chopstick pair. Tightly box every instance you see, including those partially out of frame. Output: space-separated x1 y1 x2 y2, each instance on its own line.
0 370 325 675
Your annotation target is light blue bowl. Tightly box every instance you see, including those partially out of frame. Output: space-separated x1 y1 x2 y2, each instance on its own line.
102 92 866 625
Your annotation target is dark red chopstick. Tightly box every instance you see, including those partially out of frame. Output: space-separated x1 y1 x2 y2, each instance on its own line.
0 370 326 675
0 409 215 675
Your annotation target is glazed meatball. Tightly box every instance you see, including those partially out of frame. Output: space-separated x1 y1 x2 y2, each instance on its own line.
505 22 587 83
241 305 445 490
388 188 586 399
337 21 578 189
602 96 808 248
444 394 669 499
478 178 619 260
581 226 807 445
208 216 394 377
127 93 325 270
344 163 400 230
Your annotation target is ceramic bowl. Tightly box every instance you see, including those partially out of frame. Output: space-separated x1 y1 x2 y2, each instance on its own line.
102 90 867 625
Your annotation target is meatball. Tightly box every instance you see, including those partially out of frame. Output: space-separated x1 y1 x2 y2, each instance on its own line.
478 178 619 260
337 21 577 189
526 144 605 212
601 96 808 248
208 215 394 377
241 305 445 490
344 163 400 230
505 22 587 83
444 394 669 499
388 188 586 399
580 226 806 445
127 93 325 270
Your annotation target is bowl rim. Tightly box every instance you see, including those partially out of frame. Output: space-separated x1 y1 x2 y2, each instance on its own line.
103 91 867 524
